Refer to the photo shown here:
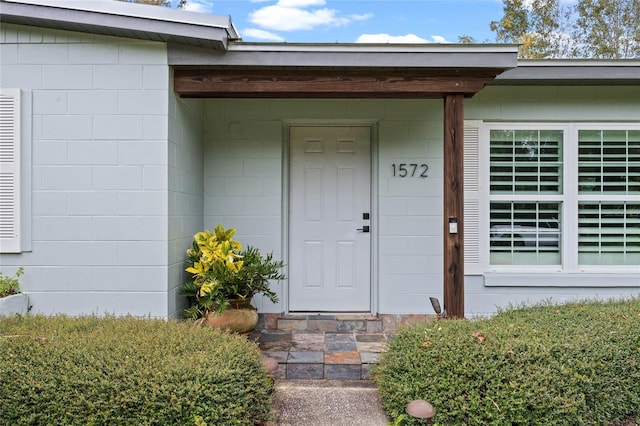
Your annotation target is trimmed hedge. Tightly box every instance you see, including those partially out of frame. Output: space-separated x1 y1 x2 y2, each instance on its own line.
0 316 273 425
374 299 640 425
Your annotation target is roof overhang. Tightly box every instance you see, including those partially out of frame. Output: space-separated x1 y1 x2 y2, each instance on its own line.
493 59 640 85
171 43 519 98
0 0 239 50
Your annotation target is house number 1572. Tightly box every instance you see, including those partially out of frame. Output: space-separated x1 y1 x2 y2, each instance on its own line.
391 163 428 178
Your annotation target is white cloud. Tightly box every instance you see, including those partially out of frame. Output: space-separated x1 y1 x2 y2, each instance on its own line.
278 0 326 7
181 0 213 13
430 35 450 43
350 13 373 21
242 28 286 42
249 5 349 31
355 33 434 44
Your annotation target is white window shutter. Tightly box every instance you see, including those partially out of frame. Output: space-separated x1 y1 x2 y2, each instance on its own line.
0 89 21 253
464 121 481 271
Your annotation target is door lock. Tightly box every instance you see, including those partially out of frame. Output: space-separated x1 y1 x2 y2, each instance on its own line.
357 225 370 233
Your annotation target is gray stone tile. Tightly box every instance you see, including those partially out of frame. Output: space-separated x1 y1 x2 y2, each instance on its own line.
291 342 324 351
291 331 325 343
356 334 386 343
278 319 307 331
337 320 367 332
356 342 387 353
324 342 357 352
262 350 289 363
324 364 362 380
287 363 324 379
307 319 338 332
287 351 323 363
359 352 382 363
259 332 292 343
325 332 356 343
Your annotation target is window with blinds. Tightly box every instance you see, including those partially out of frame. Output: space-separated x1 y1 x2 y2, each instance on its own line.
578 130 640 265
489 129 563 266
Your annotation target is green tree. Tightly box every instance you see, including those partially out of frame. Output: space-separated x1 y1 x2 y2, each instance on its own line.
491 0 640 58
572 0 640 58
490 0 571 58
457 35 476 44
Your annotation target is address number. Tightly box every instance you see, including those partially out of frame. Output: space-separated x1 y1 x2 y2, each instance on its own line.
392 163 428 178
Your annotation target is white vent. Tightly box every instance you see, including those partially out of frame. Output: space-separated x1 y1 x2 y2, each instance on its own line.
0 89 21 253
464 123 481 265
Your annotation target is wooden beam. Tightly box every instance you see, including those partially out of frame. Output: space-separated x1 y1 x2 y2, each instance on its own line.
443 93 465 318
173 68 498 98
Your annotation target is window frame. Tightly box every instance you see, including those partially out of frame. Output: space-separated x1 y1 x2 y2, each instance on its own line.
478 122 640 275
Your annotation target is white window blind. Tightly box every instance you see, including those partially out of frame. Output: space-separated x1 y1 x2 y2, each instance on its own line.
490 202 561 265
490 130 563 194
578 130 640 265
578 130 640 194
0 89 21 253
578 202 640 266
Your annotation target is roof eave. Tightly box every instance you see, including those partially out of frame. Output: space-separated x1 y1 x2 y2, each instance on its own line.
169 42 520 69
492 59 640 85
0 0 239 50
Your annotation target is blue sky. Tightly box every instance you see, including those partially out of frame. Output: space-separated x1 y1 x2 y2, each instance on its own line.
173 0 504 44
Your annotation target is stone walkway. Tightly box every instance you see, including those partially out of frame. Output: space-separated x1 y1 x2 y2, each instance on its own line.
248 314 389 380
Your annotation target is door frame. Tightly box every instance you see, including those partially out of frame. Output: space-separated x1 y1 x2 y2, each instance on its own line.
282 120 379 314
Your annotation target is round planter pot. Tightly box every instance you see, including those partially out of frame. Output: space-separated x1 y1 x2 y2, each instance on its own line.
204 300 258 333
0 293 29 317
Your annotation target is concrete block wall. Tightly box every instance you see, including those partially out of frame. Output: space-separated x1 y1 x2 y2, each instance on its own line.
168 88 204 317
203 99 444 314
0 24 171 316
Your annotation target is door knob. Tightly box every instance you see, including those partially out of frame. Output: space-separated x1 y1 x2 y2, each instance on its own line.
357 226 370 233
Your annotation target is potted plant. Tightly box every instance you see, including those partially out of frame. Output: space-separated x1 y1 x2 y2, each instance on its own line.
0 267 28 316
181 225 285 332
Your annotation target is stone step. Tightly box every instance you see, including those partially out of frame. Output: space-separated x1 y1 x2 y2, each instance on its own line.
275 314 383 333
254 313 436 380
251 328 388 380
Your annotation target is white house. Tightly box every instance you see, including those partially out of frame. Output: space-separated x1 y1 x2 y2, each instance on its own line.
1 0 638 321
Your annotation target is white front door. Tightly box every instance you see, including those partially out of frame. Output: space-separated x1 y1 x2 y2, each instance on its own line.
289 126 371 312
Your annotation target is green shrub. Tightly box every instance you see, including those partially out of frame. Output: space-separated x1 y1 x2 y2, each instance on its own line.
0 316 274 425
0 267 23 297
374 299 640 426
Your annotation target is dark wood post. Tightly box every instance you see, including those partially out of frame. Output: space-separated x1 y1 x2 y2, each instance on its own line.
443 93 465 318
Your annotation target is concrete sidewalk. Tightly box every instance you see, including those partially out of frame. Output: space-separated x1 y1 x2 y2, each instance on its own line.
269 380 390 426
